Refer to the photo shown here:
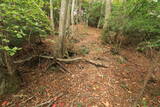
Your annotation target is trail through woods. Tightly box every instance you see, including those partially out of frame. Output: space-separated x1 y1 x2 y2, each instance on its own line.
1 25 160 107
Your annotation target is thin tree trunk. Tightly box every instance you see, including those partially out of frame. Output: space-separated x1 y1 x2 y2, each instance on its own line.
103 0 112 29
58 0 69 57
0 51 20 95
50 0 55 34
71 0 76 25
3 52 15 74
78 1 83 24
66 0 71 30
97 0 105 28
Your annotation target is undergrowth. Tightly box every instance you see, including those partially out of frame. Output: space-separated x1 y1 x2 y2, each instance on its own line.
102 0 160 51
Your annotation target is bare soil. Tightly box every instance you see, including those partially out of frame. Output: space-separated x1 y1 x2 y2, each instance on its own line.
0 25 160 107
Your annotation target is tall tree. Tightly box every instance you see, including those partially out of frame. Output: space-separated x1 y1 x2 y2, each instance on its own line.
71 0 76 25
58 0 69 57
66 0 72 30
103 0 112 29
97 0 105 28
50 0 55 33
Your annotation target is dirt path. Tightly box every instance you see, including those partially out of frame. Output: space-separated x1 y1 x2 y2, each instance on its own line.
62 25 134 107
1 25 159 107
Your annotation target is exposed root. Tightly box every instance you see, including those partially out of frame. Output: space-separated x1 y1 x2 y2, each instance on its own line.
13 55 38 64
13 55 71 73
41 56 109 68
14 55 109 69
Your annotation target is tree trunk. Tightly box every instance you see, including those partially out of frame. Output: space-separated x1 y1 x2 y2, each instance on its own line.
97 0 105 28
58 0 69 57
50 0 55 34
71 0 76 25
103 0 112 29
0 53 4 67
66 0 72 30
0 52 20 95
4 52 15 75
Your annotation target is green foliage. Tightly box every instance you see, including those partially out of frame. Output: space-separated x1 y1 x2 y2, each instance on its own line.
41 0 61 26
52 0 61 26
0 0 51 55
82 1 105 27
103 0 160 50
80 46 90 55
142 98 148 107
0 46 21 56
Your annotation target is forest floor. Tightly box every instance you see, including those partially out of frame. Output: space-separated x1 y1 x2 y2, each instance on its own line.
0 24 160 107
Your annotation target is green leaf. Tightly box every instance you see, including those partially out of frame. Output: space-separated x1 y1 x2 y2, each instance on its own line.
16 33 23 38
2 39 10 43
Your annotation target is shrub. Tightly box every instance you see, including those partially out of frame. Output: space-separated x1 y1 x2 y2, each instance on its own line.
0 0 51 55
40 0 61 27
102 0 160 50
82 1 105 27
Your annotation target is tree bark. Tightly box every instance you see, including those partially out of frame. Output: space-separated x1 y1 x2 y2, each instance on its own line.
50 0 55 34
58 0 69 57
71 0 76 25
3 52 14 74
0 52 20 95
97 0 105 28
66 0 72 30
103 0 112 29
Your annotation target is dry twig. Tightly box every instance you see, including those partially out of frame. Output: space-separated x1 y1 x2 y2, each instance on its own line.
33 92 65 107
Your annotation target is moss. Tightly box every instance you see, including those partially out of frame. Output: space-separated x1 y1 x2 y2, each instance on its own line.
79 46 90 55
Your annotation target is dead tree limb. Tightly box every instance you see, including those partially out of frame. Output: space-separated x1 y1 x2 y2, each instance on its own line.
33 92 65 107
56 61 72 74
21 96 35 105
57 57 83 63
33 100 52 107
84 59 108 68
47 92 65 107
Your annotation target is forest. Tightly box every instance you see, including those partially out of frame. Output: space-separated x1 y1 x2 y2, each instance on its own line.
0 0 160 106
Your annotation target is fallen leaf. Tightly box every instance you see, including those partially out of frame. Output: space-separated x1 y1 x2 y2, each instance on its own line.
52 104 57 107
103 101 109 107
1 101 9 106
59 102 65 107
128 91 132 94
